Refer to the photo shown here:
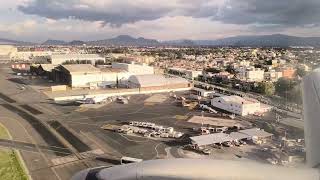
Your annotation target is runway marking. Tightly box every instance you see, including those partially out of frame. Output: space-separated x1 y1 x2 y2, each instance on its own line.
0 116 62 180
75 107 88 112
80 131 121 157
118 133 150 143
154 143 164 159
144 102 156 106
66 121 100 127
175 115 188 120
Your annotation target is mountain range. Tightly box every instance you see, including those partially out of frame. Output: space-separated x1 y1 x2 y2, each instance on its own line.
1 34 320 47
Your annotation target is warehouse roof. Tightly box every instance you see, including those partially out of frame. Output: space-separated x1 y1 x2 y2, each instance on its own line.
61 64 100 74
100 68 126 73
215 95 258 105
239 128 273 138
229 132 251 140
128 74 188 88
190 133 233 146
51 54 104 59
39 64 56 72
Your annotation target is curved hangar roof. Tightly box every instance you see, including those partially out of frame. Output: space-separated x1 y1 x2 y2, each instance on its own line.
128 74 188 87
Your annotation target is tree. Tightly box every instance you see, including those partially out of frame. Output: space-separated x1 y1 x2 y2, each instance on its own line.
288 85 302 104
225 65 235 74
256 82 275 96
205 68 221 74
296 67 307 77
275 78 294 97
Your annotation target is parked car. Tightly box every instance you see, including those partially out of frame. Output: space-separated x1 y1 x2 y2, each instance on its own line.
202 148 211 155
222 142 233 147
239 140 247 145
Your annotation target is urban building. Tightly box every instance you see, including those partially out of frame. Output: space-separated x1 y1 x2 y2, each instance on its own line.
10 51 52 61
211 95 261 116
237 67 265 82
11 63 31 73
168 67 202 80
0 45 17 62
0 45 17 56
264 70 283 82
245 68 265 82
191 87 215 97
281 67 296 79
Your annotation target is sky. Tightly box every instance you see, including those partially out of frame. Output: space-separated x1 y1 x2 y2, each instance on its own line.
1 0 320 42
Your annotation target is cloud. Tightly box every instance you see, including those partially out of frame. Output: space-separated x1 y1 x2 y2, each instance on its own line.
18 0 224 26
214 0 320 27
18 0 320 27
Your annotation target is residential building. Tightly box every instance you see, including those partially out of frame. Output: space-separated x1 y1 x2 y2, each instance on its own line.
264 70 283 82
238 67 265 82
281 67 296 79
168 67 202 80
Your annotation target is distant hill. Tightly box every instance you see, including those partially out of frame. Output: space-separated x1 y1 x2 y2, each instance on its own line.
162 39 196 46
0 38 34 45
193 34 320 47
67 40 86 46
42 39 66 45
2 34 320 47
89 35 160 46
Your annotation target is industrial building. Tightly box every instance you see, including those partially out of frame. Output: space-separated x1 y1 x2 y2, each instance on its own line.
50 54 105 65
211 95 261 116
10 51 52 61
190 133 233 148
239 128 273 141
112 62 154 75
127 74 191 90
52 64 129 88
190 128 273 148
11 63 31 73
31 64 57 80
0 45 17 62
191 87 215 97
168 68 202 80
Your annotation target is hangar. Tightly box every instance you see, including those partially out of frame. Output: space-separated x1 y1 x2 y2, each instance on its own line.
127 74 191 90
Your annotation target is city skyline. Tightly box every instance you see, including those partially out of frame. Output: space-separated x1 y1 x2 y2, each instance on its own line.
1 0 320 42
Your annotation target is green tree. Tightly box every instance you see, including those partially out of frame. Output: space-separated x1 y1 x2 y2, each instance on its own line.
205 68 221 74
288 85 302 104
225 65 235 74
275 78 294 97
296 67 307 77
256 82 275 96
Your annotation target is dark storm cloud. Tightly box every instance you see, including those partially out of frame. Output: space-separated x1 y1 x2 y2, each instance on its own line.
214 0 320 26
18 0 320 27
18 0 174 26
